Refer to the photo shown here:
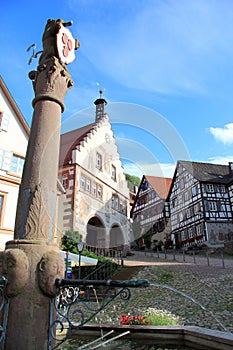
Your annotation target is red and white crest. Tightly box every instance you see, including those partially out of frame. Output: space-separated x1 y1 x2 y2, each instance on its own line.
56 26 76 64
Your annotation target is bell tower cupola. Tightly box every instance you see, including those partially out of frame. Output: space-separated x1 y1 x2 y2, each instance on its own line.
94 90 107 122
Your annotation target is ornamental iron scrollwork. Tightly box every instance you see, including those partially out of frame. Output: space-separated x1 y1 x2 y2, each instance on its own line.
48 278 149 350
0 276 10 350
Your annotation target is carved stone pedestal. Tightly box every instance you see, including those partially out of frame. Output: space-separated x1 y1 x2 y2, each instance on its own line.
2 240 63 350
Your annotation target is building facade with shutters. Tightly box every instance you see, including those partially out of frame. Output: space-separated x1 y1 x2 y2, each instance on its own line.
168 160 233 249
0 77 30 250
58 91 131 249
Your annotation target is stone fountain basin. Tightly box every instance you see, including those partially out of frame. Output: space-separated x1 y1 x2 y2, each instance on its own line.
69 324 233 350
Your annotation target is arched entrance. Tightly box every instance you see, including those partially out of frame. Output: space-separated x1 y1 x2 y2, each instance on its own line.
86 216 106 248
109 224 124 248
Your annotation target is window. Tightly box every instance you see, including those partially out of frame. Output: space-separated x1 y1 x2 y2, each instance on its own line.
93 182 97 196
80 175 85 189
112 194 115 208
181 230 186 241
196 224 202 235
10 154 24 175
0 195 3 223
0 193 6 226
86 178 91 192
111 165 116 181
96 152 102 170
0 112 10 131
188 227 194 238
0 149 12 171
119 200 123 213
62 177 69 189
218 185 226 194
115 196 119 210
206 184 214 193
206 201 217 211
184 191 189 202
97 185 102 199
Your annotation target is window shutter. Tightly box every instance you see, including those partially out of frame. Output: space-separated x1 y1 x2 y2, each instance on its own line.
1 113 10 131
0 149 12 171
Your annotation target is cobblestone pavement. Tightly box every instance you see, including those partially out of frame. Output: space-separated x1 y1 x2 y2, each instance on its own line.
101 251 233 334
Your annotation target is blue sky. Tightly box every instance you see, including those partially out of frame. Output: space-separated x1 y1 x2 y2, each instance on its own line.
1 0 233 178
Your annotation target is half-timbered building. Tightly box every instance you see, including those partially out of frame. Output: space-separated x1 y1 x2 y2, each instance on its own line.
131 175 172 249
58 91 130 249
168 160 233 249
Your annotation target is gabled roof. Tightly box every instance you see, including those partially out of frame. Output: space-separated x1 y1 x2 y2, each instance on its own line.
167 160 233 201
59 122 96 166
0 76 30 136
131 175 172 213
145 175 172 199
179 160 233 184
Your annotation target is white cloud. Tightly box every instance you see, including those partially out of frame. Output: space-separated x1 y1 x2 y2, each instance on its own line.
77 0 233 95
209 123 233 145
207 155 233 165
123 161 175 179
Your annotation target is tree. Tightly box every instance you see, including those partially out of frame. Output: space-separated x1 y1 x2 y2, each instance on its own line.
125 173 141 191
61 229 82 254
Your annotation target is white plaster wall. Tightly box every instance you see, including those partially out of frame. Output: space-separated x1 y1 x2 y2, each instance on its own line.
0 86 29 247
0 234 12 251
72 116 129 199
0 183 18 228
0 93 28 154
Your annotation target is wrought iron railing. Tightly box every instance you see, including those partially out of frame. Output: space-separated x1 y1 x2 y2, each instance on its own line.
82 260 121 281
48 278 150 350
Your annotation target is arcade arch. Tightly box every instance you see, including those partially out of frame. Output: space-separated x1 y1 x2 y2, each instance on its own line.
109 224 124 248
86 216 106 248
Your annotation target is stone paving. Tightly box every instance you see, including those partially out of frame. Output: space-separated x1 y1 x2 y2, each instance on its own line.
101 251 233 334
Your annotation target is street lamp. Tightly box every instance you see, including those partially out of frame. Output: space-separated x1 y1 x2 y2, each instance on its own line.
77 241 84 279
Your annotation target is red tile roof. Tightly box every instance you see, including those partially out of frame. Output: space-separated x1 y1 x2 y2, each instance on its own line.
144 175 172 199
59 122 96 166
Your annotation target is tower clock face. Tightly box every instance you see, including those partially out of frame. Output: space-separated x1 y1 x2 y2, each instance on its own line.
56 26 76 64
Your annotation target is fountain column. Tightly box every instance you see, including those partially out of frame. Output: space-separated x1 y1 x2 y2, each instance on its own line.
1 19 79 350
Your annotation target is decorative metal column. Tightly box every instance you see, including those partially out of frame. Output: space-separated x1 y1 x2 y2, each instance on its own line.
1 19 79 350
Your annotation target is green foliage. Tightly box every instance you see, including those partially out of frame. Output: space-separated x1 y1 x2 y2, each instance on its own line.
61 234 114 263
65 229 82 242
144 307 182 326
125 173 141 190
61 235 79 254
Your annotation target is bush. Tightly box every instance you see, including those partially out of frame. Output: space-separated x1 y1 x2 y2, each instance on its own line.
144 307 182 326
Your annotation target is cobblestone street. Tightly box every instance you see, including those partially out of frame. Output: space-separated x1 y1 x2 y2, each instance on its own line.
101 251 233 334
